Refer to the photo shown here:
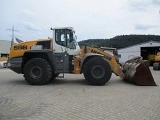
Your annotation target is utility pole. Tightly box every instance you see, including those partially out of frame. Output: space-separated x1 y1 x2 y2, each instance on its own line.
6 26 19 46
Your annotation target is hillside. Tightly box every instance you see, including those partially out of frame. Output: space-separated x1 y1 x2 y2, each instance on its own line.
78 35 160 49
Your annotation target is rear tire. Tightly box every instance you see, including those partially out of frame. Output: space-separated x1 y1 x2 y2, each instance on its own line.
83 57 112 85
24 58 52 85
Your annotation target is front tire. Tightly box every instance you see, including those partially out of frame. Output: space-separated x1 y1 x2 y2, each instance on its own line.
83 57 112 85
24 58 52 85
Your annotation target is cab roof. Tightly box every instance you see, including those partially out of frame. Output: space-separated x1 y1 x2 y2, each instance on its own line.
51 27 75 32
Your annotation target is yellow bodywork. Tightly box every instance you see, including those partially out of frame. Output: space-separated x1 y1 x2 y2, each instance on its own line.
9 39 51 58
155 51 160 62
73 46 125 79
147 51 160 62
147 54 155 61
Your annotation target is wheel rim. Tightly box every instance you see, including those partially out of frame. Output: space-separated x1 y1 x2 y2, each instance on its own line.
29 66 42 79
91 65 105 79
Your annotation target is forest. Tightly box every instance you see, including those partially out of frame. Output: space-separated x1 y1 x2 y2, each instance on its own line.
78 35 160 49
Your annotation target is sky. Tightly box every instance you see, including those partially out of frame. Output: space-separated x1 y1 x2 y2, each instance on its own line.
0 0 160 42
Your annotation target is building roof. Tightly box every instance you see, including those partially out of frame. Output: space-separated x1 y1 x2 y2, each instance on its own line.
0 39 11 42
118 40 160 50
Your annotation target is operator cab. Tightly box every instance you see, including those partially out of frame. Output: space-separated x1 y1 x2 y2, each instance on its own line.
51 27 81 56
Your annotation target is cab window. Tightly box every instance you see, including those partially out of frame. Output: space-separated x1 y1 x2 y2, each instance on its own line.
55 29 66 47
55 29 76 49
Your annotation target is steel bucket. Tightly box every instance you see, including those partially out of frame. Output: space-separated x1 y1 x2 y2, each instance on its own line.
122 57 156 86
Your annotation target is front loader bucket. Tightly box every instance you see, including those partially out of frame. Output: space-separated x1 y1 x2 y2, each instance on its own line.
122 57 156 86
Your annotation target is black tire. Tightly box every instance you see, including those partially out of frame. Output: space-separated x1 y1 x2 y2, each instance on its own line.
153 62 160 70
24 58 52 85
83 57 112 85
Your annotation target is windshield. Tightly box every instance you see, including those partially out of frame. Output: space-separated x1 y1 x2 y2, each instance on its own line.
67 30 78 49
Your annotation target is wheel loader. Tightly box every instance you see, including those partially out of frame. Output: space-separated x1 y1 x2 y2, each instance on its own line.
153 51 160 70
7 27 156 86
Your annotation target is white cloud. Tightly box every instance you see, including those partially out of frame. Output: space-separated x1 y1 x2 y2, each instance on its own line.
128 0 160 11
152 0 160 4
22 10 35 16
23 22 41 31
135 24 158 30
0 0 159 41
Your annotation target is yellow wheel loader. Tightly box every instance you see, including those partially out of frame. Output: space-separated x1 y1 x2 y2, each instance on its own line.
7 27 156 86
153 51 160 70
